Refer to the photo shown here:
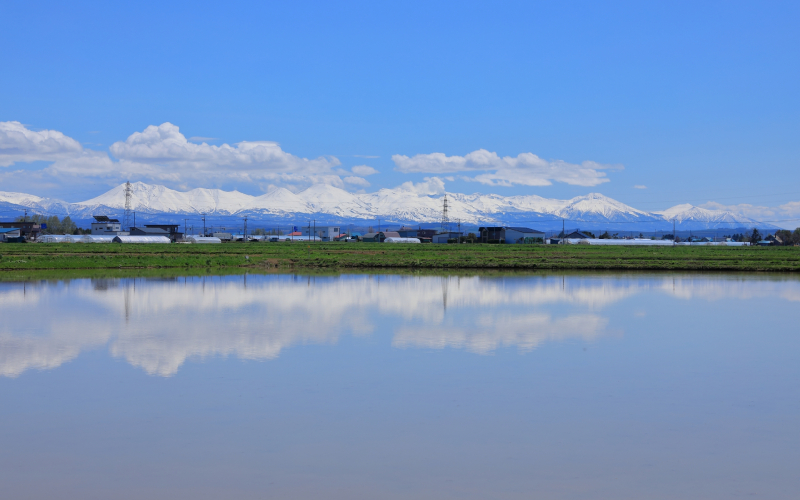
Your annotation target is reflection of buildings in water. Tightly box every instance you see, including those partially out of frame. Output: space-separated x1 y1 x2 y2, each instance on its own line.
1 274 799 378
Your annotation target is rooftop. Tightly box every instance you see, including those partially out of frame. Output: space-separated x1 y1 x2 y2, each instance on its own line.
93 215 120 223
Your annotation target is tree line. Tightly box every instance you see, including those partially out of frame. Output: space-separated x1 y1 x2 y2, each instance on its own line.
14 215 90 235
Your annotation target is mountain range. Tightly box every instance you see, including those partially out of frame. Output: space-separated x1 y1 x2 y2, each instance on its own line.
0 182 775 232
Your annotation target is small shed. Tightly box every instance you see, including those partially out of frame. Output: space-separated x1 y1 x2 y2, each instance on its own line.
113 235 171 244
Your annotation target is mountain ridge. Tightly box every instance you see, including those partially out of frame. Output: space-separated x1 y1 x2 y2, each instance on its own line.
0 182 776 231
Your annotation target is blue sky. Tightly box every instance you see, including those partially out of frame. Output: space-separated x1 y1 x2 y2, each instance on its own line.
1 0 798 221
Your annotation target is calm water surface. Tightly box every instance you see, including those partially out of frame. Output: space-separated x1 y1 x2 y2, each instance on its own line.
1 272 798 499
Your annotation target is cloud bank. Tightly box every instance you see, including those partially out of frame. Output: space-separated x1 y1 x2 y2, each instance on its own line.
0 122 375 193
0 121 83 166
393 149 620 187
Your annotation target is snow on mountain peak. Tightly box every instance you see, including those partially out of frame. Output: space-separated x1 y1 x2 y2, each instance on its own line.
0 181 777 229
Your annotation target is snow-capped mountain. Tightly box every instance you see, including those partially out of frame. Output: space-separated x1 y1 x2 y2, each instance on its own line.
0 182 779 231
653 204 765 229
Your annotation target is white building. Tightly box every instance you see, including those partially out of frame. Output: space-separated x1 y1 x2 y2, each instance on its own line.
504 227 546 244
91 216 128 236
302 226 342 241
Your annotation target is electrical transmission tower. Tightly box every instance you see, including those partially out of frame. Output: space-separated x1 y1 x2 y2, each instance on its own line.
441 193 449 232
123 181 133 230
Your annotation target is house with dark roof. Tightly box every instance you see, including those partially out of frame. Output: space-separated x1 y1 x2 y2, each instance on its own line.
0 221 41 240
130 227 170 238
565 231 592 239
361 231 401 242
479 226 545 244
398 228 437 239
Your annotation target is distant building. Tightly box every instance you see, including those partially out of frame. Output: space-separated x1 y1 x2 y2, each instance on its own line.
144 224 184 242
212 232 233 242
0 227 22 242
479 227 505 243
504 227 546 244
302 226 341 242
479 226 545 244
129 227 170 238
432 231 463 244
361 231 401 242
0 221 41 240
91 216 127 236
564 231 591 239
361 232 380 242
398 227 437 239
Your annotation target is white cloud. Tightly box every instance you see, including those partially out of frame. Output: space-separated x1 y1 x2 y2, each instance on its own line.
107 123 341 185
397 176 446 196
393 149 620 187
15 121 367 192
46 149 116 176
343 176 370 187
633 185 647 189
188 136 218 142
0 121 83 166
351 165 379 176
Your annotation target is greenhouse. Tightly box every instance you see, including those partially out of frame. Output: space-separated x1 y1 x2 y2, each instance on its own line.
112 235 171 244
384 237 421 243
39 235 76 243
78 235 116 243
186 236 222 244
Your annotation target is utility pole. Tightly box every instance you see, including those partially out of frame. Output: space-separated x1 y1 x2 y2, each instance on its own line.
243 216 248 242
124 181 132 230
562 218 565 244
202 213 206 236
441 194 449 232
673 219 676 246
313 219 316 242
184 218 188 236
23 209 27 222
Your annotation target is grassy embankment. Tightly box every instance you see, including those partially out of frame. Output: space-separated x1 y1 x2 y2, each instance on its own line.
0 242 798 272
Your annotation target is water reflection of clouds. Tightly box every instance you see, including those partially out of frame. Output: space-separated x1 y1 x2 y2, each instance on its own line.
1 274 798 377
393 313 611 354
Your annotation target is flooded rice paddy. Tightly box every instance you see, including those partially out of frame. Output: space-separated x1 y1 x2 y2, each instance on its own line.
1 272 798 499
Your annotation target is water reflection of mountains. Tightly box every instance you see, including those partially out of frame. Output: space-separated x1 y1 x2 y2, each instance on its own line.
2 274 799 378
